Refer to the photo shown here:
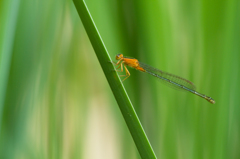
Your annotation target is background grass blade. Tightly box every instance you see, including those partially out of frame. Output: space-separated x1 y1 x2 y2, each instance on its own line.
0 0 20 129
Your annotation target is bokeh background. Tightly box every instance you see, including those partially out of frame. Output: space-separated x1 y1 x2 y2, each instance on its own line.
0 0 239 159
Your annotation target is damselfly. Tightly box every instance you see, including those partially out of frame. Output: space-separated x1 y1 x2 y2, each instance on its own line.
113 54 215 104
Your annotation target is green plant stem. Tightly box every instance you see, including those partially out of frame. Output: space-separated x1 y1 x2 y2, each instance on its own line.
73 0 156 158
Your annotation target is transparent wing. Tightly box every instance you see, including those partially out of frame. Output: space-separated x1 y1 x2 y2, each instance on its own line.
139 62 196 91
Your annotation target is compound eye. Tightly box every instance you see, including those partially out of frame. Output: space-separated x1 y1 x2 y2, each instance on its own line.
116 54 123 60
116 54 122 60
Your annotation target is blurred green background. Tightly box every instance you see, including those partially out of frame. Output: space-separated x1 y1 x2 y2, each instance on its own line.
0 0 239 158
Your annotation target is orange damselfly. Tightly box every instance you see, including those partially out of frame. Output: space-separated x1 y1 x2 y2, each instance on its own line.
113 54 215 104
